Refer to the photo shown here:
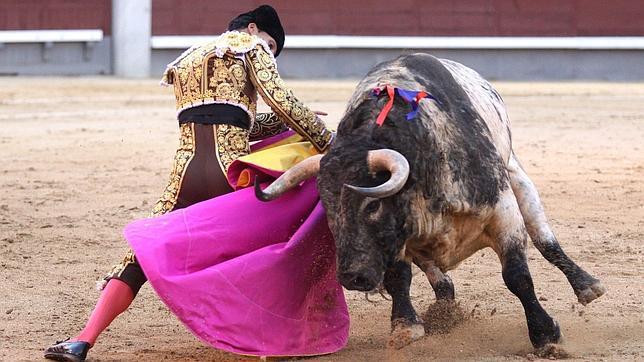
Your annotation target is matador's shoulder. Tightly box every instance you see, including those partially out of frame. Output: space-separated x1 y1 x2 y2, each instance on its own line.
161 31 273 86
212 31 272 58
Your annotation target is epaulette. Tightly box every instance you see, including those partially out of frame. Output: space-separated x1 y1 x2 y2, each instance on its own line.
160 31 274 86
213 31 273 59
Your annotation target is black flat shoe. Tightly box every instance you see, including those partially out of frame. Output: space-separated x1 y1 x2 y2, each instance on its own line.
44 339 91 362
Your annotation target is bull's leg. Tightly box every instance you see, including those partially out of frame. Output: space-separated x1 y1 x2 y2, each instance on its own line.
508 153 605 305
384 260 424 349
491 190 561 349
502 244 562 348
413 258 455 301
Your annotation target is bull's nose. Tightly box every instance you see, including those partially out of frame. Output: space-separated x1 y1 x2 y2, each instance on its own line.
339 269 379 291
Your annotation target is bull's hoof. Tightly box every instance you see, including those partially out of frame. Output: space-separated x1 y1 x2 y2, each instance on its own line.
388 319 425 349
534 343 572 359
530 320 562 349
576 281 606 306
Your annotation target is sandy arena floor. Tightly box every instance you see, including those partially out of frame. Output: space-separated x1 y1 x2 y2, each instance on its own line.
0 77 643 361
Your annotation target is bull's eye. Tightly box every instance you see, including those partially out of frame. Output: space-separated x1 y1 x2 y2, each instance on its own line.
363 200 381 214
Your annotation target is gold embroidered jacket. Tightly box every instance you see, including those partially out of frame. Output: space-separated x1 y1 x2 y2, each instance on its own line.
162 31 333 152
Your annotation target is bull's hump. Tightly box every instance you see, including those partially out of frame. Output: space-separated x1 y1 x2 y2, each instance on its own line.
358 54 484 113
346 53 509 209
388 54 508 209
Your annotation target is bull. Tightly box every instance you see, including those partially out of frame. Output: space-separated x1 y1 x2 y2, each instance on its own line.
256 53 605 350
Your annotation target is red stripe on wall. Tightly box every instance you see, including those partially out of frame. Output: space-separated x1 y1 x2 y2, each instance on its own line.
0 0 111 34
0 1 642 37
151 0 644 36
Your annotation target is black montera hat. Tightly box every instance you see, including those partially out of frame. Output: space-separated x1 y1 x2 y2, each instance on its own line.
228 5 285 57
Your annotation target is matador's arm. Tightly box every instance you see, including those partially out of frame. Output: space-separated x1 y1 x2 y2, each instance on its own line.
246 45 333 152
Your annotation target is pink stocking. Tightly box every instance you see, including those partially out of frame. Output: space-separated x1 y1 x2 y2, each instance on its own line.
72 279 135 346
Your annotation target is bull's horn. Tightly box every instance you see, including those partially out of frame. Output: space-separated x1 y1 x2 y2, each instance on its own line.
345 149 410 198
255 154 323 202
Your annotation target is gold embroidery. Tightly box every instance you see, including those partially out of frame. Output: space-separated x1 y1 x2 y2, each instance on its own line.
218 31 257 53
250 113 288 141
162 30 330 151
245 44 333 152
150 123 196 216
214 124 251 174
162 32 265 119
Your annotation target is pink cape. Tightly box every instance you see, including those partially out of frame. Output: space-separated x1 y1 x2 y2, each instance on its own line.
123 133 349 357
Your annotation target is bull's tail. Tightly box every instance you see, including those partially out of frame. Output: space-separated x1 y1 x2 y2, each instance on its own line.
507 152 606 305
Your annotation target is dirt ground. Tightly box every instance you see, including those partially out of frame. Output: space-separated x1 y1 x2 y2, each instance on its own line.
1 77 643 361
